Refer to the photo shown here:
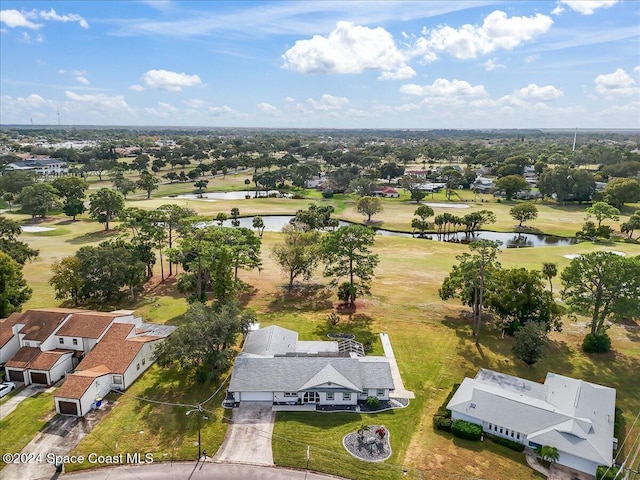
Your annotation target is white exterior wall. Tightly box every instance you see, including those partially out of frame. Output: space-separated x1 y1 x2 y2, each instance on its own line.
0 336 20 364
318 391 357 405
55 336 84 352
556 451 599 476
55 374 111 416
121 341 159 389
20 338 41 349
451 411 482 425
364 388 389 400
48 354 74 383
273 392 300 403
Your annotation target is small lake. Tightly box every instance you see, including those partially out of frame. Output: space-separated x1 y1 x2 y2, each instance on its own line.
167 190 282 201
204 215 576 248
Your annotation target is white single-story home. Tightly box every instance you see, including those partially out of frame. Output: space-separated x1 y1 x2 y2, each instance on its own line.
4 158 68 176
372 187 400 198
447 369 616 476
54 366 112 417
228 326 394 407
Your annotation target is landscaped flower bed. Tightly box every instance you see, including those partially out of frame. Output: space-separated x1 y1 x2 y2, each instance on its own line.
343 425 391 462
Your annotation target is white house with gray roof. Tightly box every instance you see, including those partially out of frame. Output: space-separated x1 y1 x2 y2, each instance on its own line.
447 369 616 476
228 326 395 407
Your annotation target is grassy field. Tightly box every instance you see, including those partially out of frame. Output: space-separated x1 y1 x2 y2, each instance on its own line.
0 392 56 469
3 173 640 478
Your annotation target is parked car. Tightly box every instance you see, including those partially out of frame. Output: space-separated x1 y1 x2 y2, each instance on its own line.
0 382 16 398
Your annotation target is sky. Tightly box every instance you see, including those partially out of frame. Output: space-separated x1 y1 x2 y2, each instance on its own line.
1 0 639 129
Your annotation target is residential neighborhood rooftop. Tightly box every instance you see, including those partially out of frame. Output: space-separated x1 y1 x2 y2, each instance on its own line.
55 312 118 339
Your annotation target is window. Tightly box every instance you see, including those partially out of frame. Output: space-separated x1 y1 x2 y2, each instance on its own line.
142 358 146 365
511 431 514 438
59 338 64 344
112 376 123 385
136 363 140 371
326 392 334 401
284 392 297 397
376 389 385 396
72 338 78 346
489 424 492 430
517 433 520 440
343 392 351 401
500 427 503 434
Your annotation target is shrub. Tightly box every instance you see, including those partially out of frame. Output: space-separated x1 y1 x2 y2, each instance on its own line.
614 407 623 439
433 415 452 432
485 433 525 452
321 188 334 198
582 332 611 353
366 396 380 409
596 465 620 480
451 419 482 441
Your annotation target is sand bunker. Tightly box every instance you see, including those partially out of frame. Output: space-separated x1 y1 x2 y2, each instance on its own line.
563 250 626 260
21 226 55 233
422 202 470 209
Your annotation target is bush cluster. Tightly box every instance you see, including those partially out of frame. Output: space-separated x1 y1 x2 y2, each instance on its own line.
582 332 612 353
451 419 483 441
596 465 620 480
366 396 380 408
485 433 525 452
431 383 460 432
433 416 452 432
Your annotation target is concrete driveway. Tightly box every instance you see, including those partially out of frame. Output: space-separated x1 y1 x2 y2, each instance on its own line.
0 384 45 420
214 402 275 465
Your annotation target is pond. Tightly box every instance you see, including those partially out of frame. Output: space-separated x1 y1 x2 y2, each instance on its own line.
166 190 282 200
205 215 576 248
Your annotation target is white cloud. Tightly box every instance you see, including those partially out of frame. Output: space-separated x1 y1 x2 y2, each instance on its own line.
511 83 564 101
634 66 640 75
282 21 415 80
145 101 178 118
38 8 89 28
400 78 487 98
594 68 639 96
257 102 280 114
20 31 43 43
208 105 235 116
58 69 66 74
307 94 349 111
129 84 145 92
141 69 202 91
483 58 505 71
0 9 41 29
284 96 295 103
65 91 129 110
524 55 538 64
395 103 421 112
558 1 619 15
183 99 204 109
414 10 553 60
75 76 90 85
551 5 565 15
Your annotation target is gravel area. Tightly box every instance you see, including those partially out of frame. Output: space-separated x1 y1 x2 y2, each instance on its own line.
343 425 391 462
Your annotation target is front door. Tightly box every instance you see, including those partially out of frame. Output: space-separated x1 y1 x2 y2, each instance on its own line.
303 392 320 403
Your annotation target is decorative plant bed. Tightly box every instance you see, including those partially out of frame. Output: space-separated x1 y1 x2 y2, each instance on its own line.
343 425 391 462
327 332 356 340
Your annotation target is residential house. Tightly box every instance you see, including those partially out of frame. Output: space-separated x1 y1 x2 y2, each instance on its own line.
54 322 175 416
447 369 616 476
0 312 23 366
228 325 395 407
371 187 400 198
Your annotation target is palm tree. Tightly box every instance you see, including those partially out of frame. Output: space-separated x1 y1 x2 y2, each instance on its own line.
535 445 560 463
357 423 370 440
542 262 558 294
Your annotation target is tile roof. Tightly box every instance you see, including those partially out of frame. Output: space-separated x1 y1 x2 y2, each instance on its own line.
28 350 73 371
55 368 110 400
55 312 117 339
16 309 80 342
75 323 161 375
5 346 41 368
0 312 23 349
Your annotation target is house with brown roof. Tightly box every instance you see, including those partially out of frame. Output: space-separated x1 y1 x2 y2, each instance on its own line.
0 312 23 365
3 308 135 386
54 321 175 416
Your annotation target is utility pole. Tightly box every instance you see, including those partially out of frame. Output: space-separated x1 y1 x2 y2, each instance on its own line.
186 406 208 462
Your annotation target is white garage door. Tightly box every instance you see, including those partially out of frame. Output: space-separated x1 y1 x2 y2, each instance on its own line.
240 391 273 402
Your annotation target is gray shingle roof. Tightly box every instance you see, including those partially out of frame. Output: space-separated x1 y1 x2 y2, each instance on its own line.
242 325 298 357
229 356 394 393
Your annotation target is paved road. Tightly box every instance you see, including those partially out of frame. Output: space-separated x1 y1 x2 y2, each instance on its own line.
214 402 275 465
379 333 415 399
64 462 346 480
0 384 45 420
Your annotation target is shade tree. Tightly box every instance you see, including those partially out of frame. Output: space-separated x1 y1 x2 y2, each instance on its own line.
89 188 125 230
355 196 383 223
509 203 538 228
271 223 322 288
0 251 32 317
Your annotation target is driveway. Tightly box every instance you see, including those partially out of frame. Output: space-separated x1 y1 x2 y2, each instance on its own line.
0 384 45 420
214 402 275 465
1 404 113 480
379 333 415 399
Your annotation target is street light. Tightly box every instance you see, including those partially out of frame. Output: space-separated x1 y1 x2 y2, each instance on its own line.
186 406 208 461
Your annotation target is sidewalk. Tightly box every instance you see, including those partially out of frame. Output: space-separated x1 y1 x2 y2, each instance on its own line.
379 333 415 399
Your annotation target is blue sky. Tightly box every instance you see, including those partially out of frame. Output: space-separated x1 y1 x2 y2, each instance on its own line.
1 0 638 128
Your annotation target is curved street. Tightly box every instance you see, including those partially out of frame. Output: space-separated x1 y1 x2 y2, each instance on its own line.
65 462 346 480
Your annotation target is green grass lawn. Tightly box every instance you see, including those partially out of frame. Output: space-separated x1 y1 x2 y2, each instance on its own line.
5 186 640 479
64 365 229 473
0 392 56 469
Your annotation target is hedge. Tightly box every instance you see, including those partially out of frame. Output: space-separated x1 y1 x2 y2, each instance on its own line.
433 415 452 432
596 465 620 480
451 419 483 441
485 433 525 452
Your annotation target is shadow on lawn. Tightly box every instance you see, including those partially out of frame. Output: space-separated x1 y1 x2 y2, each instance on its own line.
65 229 118 244
265 284 333 313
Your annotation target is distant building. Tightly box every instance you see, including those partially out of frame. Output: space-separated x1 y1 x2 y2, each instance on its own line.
4 158 68 176
371 187 400 198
